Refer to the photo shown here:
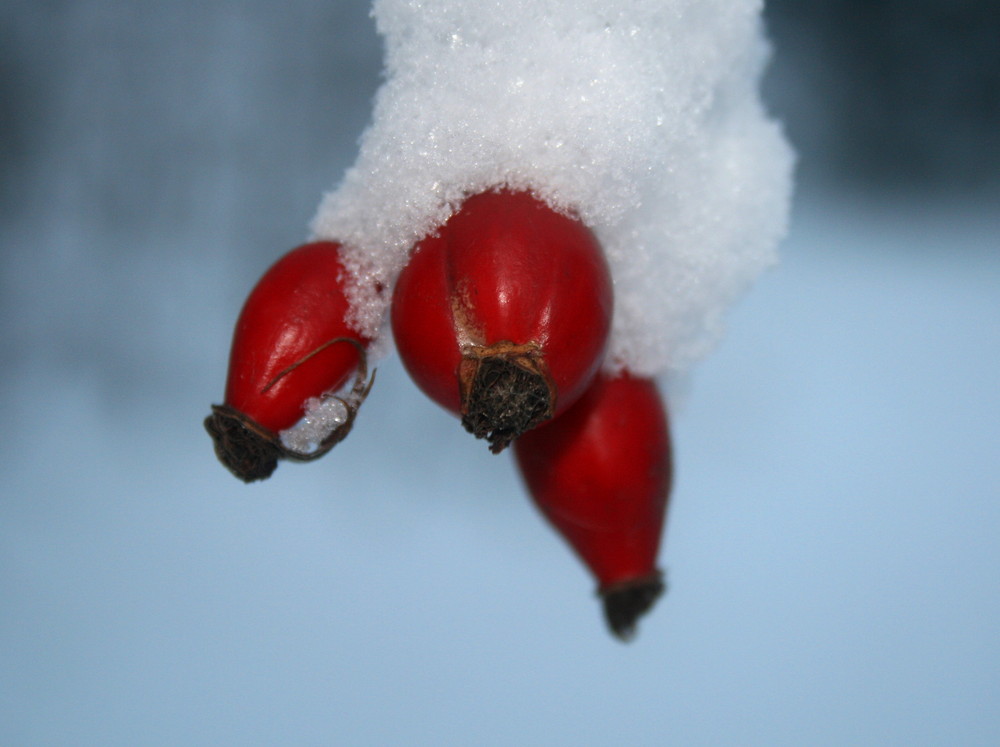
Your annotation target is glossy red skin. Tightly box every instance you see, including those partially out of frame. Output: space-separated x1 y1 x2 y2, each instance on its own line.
224 241 365 432
391 190 613 417
513 373 671 588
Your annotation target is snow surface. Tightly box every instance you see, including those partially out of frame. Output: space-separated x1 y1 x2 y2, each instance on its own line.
312 0 794 378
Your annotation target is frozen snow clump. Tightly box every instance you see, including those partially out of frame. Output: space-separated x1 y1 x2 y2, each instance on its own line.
279 396 350 455
311 0 794 377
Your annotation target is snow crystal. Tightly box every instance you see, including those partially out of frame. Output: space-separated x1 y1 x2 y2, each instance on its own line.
279 395 350 454
279 363 373 456
310 0 794 378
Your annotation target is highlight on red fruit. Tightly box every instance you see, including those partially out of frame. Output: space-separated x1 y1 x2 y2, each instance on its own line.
513 372 672 641
390 189 613 453
205 241 374 483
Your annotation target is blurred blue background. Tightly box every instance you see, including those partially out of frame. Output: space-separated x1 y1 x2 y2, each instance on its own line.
2 2 998 744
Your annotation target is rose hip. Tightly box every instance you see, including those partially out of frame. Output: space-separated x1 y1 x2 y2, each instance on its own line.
391 189 613 452
513 372 672 641
205 241 373 482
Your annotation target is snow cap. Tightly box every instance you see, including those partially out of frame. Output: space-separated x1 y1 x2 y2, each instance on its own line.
311 0 794 377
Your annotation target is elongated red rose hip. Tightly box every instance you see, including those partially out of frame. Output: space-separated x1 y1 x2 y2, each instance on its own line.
513 372 672 641
391 189 613 452
205 241 373 482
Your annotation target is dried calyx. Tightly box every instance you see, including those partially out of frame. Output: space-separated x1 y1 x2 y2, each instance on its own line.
600 570 666 642
458 341 555 453
204 405 284 482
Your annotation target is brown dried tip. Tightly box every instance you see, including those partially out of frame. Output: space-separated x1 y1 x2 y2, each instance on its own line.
600 570 666 642
459 342 555 453
204 405 282 483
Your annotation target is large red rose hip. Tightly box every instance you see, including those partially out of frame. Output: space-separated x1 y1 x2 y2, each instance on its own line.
205 241 372 482
513 372 672 641
391 189 613 452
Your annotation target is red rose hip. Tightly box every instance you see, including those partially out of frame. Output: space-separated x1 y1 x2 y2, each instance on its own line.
205 241 373 482
391 189 613 452
514 372 672 641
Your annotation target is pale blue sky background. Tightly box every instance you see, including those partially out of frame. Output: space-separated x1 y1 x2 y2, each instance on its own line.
2 3 998 744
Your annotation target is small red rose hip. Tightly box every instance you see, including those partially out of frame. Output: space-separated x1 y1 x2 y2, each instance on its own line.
513 372 672 641
391 189 613 452
205 241 373 482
